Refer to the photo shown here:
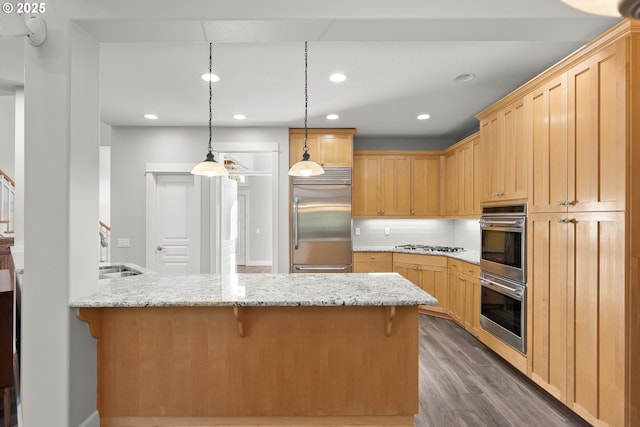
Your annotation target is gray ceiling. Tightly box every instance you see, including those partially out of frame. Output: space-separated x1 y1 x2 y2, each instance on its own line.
0 1 621 140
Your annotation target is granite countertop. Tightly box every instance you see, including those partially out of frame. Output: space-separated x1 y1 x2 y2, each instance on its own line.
70 272 438 308
354 246 481 265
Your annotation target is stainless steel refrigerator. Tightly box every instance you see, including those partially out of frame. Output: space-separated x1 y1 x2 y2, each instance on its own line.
291 168 352 273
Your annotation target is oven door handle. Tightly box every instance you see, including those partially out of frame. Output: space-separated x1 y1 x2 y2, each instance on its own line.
481 278 524 300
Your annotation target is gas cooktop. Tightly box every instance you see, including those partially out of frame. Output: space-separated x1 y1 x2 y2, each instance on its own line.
394 244 465 253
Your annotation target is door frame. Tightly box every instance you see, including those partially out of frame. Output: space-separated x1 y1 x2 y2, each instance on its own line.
236 190 249 266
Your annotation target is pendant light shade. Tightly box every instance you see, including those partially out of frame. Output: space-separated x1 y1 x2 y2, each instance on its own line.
560 0 620 16
560 0 640 17
192 42 229 177
288 42 325 177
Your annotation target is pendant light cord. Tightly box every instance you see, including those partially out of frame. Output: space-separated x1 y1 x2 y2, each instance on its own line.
303 41 309 154
208 42 213 155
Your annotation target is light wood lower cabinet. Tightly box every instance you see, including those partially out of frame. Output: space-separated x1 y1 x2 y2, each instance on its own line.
528 211 625 427
447 259 480 335
79 305 420 426
393 253 447 313
353 252 393 273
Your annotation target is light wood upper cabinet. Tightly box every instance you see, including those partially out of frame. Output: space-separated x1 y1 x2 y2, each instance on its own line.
410 155 441 216
352 155 381 217
289 128 355 168
480 99 527 203
471 136 483 216
566 44 625 213
528 43 625 214
381 155 411 216
353 152 440 218
443 133 480 217
527 75 568 213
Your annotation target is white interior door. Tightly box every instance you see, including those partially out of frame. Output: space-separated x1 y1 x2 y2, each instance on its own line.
147 173 200 274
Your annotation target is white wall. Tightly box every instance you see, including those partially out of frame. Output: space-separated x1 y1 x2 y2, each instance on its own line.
22 17 99 427
110 126 288 269
0 95 15 178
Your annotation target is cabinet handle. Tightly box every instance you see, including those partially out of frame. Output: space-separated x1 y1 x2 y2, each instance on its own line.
558 200 577 207
558 218 578 224
494 192 504 197
411 209 415 215
370 256 375 260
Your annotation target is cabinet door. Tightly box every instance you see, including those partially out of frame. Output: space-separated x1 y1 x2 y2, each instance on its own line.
289 133 320 166
458 141 474 216
471 276 481 335
528 213 569 402
289 129 354 167
481 100 527 202
463 276 475 332
353 155 381 217
480 115 498 202
411 155 440 217
447 270 462 323
499 99 527 201
381 156 411 216
567 211 624 427
443 150 458 216
420 264 448 314
317 133 353 167
471 135 482 216
393 262 417 283
566 45 625 213
527 75 568 213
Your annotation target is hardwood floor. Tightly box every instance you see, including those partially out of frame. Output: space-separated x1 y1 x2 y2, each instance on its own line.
235 265 272 273
416 314 591 427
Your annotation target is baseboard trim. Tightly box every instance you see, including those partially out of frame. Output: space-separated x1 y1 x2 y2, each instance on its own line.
78 410 100 427
246 260 272 267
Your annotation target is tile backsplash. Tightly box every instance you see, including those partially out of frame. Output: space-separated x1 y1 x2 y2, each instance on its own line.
353 218 480 251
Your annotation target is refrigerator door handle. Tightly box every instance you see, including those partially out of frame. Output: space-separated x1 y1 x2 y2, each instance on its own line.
293 197 300 250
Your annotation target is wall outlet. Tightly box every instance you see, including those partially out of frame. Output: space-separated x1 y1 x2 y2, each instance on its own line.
117 238 130 248
355 227 360 236
384 227 390 236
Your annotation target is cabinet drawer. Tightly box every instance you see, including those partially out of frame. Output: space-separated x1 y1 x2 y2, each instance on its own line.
448 258 480 278
393 253 447 267
353 252 393 272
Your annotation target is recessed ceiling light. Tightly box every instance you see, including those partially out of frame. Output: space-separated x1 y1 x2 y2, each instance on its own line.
326 114 340 120
454 73 475 82
329 73 347 83
144 113 159 120
233 114 247 120
417 114 431 120
200 73 220 82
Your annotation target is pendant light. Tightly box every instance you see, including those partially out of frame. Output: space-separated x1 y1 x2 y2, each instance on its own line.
191 42 229 177
561 0 640 17
288 41 325 177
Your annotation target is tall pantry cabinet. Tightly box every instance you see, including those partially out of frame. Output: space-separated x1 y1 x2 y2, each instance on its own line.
476 20 638 427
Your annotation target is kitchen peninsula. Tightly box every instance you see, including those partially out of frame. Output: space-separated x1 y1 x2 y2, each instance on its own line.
71 272 436 427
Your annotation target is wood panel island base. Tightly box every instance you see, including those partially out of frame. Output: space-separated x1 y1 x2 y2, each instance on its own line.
72 273 437 427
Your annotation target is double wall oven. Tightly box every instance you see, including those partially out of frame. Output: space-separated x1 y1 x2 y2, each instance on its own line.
479 204 527 354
